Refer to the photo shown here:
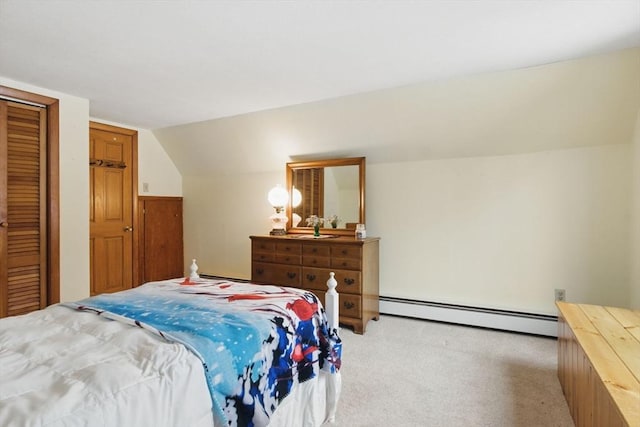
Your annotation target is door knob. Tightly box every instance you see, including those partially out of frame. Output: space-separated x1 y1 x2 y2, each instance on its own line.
0 221 8 228
123 226 133 232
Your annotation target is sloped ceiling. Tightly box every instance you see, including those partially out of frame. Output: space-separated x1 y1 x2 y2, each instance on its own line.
1 0 638 129
156 48 640 174
1 1 639 174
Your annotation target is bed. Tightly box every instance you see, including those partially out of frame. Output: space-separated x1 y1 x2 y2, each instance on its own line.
0 273 342 427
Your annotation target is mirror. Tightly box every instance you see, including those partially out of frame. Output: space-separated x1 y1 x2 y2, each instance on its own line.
286 157 365 236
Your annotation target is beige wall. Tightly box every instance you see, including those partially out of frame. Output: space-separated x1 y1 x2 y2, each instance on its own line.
182 144 631 315
182 171 280 278
137 128 182 196
368 145 630 314
177 49 639 315
631 111 640 309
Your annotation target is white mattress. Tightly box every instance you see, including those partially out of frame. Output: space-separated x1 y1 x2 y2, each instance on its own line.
0 304 340 427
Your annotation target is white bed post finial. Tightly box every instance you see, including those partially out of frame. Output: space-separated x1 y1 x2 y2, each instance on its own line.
326 272 339 332
189 259 200 280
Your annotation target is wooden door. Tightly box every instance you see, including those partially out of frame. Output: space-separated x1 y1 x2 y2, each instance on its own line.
0 101 47 317
138 197 183 284
89 123 137 295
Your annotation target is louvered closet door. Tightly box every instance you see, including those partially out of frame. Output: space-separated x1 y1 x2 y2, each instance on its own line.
0 101 47 317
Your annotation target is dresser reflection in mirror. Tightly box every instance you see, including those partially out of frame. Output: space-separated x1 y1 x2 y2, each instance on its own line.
286 157 365 235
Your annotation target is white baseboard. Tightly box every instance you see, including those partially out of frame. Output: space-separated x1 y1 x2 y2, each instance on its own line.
379 297 558 337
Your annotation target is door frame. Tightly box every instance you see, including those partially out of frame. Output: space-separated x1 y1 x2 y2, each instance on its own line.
89 121 139 288
0 85 60 306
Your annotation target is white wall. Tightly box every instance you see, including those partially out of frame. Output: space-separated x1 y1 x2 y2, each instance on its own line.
369 145 630 314
137 128 182 196
631 111 640 309
0 77 90 302
182 171 280 278
175 49 639 316
182 144 630 315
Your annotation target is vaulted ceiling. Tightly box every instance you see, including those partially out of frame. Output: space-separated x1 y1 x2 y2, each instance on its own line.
1 0 638 130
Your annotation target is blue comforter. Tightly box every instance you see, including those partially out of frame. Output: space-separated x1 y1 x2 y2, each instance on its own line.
65 278 342 427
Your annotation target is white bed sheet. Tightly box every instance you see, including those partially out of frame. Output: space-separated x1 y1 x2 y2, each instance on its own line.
0 304 340 427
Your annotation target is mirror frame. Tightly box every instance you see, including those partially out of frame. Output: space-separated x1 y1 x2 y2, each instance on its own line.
286 157 365 236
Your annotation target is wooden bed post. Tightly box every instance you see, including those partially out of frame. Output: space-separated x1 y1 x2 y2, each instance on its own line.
325 272 339 332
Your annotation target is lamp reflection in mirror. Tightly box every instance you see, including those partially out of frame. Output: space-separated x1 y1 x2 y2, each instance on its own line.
291 186 302 227
268 185 289 235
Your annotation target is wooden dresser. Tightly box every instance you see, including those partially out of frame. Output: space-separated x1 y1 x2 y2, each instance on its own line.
250 235 380 334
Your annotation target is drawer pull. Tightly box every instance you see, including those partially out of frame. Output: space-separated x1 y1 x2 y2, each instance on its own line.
342 262 348 267
344 301 355 309
344 278 355 285
285 257 290 262
287 272 297 279
306 274 316 282
256 268 264 275
312 248 318 253
260 255 266 260
342 249 348 255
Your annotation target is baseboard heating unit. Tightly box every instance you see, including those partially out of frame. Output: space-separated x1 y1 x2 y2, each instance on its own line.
379 296 558 337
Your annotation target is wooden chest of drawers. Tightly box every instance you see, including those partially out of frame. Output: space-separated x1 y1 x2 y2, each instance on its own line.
250 235 380 334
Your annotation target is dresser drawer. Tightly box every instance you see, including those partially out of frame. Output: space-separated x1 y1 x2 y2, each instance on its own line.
302 243 331 267
275 253 301 264
252 252 275 263
302 254 330 268
331 245 361 259
331 257 361 270
301 267 331 291
312 290 361 320
251 261 275 283
272 265 302 286
275 241 302 255
252 262 301 287
303 244 330 257
252 240 276 252
339 293 361 319
301 267 361 295
334 270 362 295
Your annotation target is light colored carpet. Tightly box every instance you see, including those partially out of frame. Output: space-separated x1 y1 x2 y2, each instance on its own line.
329 315 574 427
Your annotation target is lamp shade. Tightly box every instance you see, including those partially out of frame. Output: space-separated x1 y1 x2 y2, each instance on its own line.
268 185 289 208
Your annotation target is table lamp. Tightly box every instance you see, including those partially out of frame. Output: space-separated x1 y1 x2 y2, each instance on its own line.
268 185 289 235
